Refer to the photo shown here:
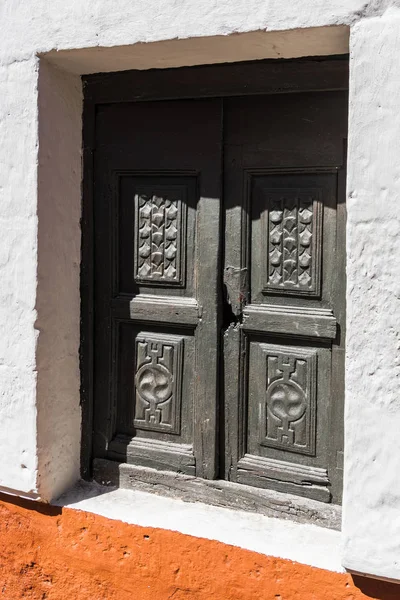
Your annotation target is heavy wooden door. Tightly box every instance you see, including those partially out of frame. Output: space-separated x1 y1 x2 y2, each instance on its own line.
90 73 347 503
223 93 347 503
93 99 222 479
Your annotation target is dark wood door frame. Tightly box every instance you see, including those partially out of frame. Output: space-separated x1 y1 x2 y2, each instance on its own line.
80 56 349 481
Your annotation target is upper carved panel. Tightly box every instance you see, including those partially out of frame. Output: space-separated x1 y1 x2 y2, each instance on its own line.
134 333 183 434
261 344 317 456
134 188 186 286
262 189 322 297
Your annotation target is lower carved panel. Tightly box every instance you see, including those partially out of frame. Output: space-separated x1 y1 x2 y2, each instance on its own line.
261 344 317 456
134 332 183 434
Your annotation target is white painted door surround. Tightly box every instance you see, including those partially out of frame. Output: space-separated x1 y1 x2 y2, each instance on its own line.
1 0 400 582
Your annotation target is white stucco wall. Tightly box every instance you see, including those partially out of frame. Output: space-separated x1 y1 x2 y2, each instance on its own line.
0 56 39 497
0 1 372 61
1 0 400 582
36 61 82 502
343 9 400 580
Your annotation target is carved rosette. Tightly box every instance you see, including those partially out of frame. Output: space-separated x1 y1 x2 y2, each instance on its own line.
261 345 317 456
134 190 184 285
264 189 321 296
134 334 183 434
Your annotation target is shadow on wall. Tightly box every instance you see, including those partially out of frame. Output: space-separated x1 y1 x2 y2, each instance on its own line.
352 576 400 600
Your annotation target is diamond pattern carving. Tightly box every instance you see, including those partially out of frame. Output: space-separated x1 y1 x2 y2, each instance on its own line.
263 189 322 296
134 188 185 285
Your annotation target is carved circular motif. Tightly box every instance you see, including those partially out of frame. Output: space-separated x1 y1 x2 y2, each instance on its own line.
267 380 306 423
136 364 172 404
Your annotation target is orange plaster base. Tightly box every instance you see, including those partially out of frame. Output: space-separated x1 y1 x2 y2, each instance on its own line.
0 494 399 600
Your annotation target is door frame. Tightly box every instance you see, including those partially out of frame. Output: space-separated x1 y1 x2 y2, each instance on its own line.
80 56 349 484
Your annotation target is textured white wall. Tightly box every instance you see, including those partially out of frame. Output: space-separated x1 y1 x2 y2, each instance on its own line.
0 57 39 497
343 8 400 580
0 0 367 62
1 0 400 582
36 61 82 502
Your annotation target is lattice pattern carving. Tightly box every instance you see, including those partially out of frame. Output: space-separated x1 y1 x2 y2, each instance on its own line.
263 189 321 296
261 345 316 456
134 333 183 434
134 189 184 285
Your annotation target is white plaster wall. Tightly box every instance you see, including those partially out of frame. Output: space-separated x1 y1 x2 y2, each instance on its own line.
36 60 82 502
1 0 400 582
0 0 371 63
343 8 400 580
0 57 39 496
43 27 349 75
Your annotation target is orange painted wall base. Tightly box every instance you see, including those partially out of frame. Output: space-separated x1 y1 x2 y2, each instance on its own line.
0 494 398 600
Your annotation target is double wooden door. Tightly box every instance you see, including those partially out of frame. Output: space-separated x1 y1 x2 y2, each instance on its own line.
93 88 347 503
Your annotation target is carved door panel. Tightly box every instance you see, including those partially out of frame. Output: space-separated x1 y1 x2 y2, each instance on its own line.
93 99 222 478
223 93 347 503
